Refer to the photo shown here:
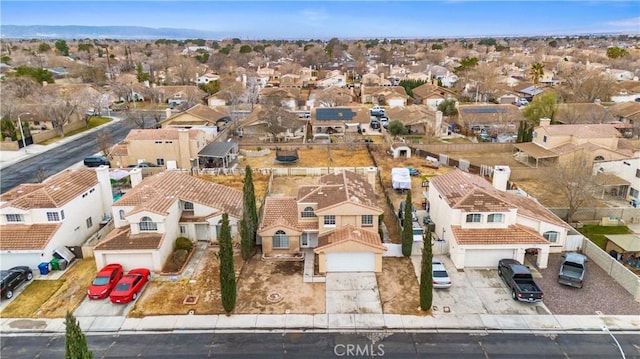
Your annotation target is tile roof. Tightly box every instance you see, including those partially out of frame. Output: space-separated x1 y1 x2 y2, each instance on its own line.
0 223 60 250
554 103 616 124
451 224 549 245
94 226 164 250
457 104 524 125
314 225 386 252
298 170 380 212
259 197 300 231
430 169 568 228
115 171 243 219
0 168 98 210
541 123 621 138
124 128 203 141
385 105 437 125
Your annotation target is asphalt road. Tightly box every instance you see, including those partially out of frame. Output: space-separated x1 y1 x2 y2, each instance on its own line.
2 331 638 358
0 119 133 193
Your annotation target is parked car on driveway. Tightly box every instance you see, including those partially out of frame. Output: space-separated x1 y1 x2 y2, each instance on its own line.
558 252 587 288
498 259 544 303
1 266 33 300
109 268 150 304
432 259 452 289
88 264 123 300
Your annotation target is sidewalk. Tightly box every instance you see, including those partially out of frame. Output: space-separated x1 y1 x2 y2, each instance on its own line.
1 313 638 334
0 116 121 171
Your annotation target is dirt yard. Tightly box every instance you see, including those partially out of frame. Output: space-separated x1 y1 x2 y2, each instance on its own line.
1 259 97 318
196 173 271 207
239 146 374 169
234 253 325 314
376 257 423 315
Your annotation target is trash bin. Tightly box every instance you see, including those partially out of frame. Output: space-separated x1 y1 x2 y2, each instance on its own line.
38 262 50 275
50 258 60 270
58 259 68 271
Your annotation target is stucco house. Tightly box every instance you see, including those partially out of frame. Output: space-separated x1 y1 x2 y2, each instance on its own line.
195 73 220 85
109 128 212 169
0 167 113 270
361 85 410 108
257 169 386 273
93 170 243 272
514 119 631 167
428 166 571 270
411 83 457 110
159 104 228 130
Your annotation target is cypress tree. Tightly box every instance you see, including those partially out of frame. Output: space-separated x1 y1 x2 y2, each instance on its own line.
240 218 253 260
243 166 258 240
420 228 434 311
401 191 413 257
65 311 93 359
219 213 236 313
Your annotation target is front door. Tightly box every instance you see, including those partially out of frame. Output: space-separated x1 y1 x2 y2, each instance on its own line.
300 234 309 248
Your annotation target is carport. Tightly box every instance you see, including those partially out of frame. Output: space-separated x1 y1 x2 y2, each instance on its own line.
198 141 238 168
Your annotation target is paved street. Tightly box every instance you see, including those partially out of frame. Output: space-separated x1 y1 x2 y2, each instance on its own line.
2 331 638 358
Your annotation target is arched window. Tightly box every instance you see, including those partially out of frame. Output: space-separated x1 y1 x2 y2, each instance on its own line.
119 209 125 220
301 207 316 218
487 213 504 223
139 216 157 231
594 156 604 161
543 231 559 243
273 230 289 249
465 213 482 223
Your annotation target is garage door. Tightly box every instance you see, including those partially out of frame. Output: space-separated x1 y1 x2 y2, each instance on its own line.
102 253 154 271
464 249 515 268
326 252 375 272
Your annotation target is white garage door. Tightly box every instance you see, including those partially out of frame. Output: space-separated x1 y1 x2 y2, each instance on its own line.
326 252 375 272
464 249 516 268
102 253 154 271
0 253 43 271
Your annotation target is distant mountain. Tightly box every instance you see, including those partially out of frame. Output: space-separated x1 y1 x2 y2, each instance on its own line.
0 25 231 40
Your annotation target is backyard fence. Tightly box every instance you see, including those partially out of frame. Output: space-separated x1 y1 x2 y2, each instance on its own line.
581 239 640 300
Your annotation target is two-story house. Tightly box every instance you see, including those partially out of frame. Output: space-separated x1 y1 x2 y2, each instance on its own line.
0 167 113 269
411 82 458 110
428 166 571 270
93 170 243 271
109 128 212 169
257 169 386 273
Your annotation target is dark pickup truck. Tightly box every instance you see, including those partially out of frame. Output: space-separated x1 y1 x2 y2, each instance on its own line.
498 259 544 303
558 252 587 288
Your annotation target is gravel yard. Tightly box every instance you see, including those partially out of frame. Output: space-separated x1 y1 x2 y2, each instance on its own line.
536 253 640 315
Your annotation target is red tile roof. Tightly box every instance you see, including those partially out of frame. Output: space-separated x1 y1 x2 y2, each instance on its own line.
94 226 164 250
258 197 300 232
0 224 60 250
451 224 549 245
314 225 386 252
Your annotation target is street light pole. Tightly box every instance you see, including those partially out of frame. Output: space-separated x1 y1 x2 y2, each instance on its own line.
602 325 626 359
17 112 30 153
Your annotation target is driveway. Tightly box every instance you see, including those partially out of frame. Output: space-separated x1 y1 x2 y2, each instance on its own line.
325 273 382 314
74 293 140 317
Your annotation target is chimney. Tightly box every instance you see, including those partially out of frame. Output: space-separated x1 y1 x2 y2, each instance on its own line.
242 74 247 88
165 108 172 121
492 165 511 191
435 111 443 136
178 129 190 169
95 166 114 218
366 167 377 191
539 118 551 127
130 168 143 188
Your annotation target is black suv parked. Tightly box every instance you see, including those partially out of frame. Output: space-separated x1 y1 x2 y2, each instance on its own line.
1 266 33 300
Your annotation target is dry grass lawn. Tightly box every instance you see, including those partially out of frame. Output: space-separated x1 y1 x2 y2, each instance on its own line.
239 147 374 169
234 254 325 314
130 247 244 317
1 259 97 318
376 257 424 315
196 173 270 206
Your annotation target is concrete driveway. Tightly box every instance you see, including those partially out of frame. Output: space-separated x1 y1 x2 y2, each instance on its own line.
74 296 136 317
414 256 549 315
325 273 382 314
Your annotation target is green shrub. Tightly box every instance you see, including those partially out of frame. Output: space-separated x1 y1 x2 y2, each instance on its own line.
175 237 193 252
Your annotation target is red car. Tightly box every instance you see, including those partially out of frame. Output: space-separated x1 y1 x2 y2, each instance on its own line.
109 268 150 304
88 264 123 299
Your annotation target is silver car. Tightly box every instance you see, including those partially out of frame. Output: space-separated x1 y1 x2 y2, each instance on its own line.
432 259 452 289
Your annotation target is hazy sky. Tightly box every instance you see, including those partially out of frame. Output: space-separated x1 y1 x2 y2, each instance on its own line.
2 1 639 39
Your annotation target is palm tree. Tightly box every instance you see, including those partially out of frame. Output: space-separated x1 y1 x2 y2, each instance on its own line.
529 62 545 85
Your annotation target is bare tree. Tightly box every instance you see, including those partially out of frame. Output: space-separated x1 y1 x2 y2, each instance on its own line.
33 168 48 183
557 65 616 103
96 129 112 156
542 151 599 224
39 88 80 137
172 56 197 85
245 80 261 112
314 88 351 107
262 100 300 142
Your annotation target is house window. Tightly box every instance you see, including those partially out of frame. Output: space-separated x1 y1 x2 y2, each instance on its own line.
543 231 559 243
533 131 537 138
324 215 336 226
157 158 165 166
86 217 93 229
301 207 316 218
184 202 194 210
362 215 374 227
465 213 482 223
630 188 639 199
47 212 60 221
119 210 125 220
180 225 187 234
273 230 289 249
139 216 157 231
543 135 547 143
487 213 504 223
6 214 24 222
61 210 65 220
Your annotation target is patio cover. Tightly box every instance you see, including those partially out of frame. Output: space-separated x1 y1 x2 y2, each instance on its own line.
109 169 131 180
513 142 558 159
198 141 237 158
605 234 640 252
